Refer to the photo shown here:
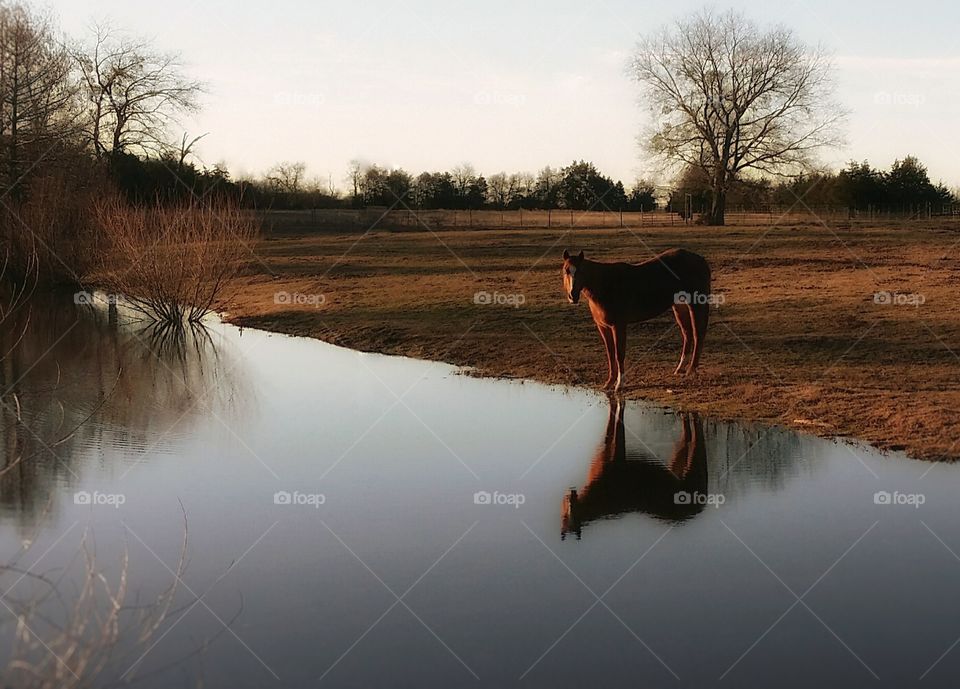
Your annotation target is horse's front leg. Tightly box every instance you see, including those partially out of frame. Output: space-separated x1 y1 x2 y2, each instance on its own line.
597 324 615 389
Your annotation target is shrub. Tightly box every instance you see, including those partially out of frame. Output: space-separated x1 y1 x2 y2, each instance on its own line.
94 196 259 323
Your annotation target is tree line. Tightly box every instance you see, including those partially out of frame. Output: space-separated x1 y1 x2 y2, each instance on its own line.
240 155 957 216
95 156 660 212
343 160 657 212
670 157 957 214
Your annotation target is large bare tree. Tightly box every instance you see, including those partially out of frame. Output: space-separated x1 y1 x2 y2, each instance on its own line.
72 25 201 159
631 10 844 225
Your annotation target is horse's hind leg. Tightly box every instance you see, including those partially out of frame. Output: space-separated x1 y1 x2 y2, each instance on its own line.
598 325 615 388
687 303 710 374
612 323 627 390
672 305 693 375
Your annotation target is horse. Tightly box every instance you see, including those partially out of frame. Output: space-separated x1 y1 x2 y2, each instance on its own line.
561 397 707 540
561 248 711 390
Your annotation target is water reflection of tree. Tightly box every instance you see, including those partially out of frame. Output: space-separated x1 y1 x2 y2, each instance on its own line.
702 418 811 500
0 293 249 523
617 405 813 500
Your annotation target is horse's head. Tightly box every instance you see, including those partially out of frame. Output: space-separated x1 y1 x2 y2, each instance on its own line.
561 250 585 304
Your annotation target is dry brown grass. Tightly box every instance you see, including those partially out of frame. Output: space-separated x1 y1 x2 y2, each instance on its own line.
223 215 960 461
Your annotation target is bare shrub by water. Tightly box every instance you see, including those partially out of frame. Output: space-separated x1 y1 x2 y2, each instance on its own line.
95 197 258 324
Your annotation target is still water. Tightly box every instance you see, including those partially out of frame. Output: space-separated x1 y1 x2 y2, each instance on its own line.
1 295 960 688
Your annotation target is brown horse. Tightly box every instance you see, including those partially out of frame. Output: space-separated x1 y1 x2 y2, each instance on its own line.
562 248 711 389
561 397 707 540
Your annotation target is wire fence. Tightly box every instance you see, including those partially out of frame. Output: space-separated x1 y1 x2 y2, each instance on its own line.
259 204 960 234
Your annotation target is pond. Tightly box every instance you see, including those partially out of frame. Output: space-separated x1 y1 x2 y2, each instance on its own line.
1 294 959 688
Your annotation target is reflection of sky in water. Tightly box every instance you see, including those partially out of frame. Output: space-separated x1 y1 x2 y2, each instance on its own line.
2 298 960 688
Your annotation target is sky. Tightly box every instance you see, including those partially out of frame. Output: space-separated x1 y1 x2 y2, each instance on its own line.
52 0 960 190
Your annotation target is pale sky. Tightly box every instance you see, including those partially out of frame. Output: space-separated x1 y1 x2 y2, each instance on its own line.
53 0 960 190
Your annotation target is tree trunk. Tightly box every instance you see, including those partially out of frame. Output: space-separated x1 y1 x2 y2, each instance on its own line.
706 170 727 226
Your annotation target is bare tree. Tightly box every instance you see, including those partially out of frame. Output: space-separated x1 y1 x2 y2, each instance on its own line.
165 130 207 170
72 24 201 159
346 159 364 200
450 163 477 197
509 172 534 205
265 160 306 193
487 172 509 208
0 2 78 188
630 10 844 225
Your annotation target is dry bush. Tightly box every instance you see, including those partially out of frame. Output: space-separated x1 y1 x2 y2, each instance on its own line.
95 196 259 323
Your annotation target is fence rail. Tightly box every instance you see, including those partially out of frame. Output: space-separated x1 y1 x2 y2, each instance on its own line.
259 205 960 234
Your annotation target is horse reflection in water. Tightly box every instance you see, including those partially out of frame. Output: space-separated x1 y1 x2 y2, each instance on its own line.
562 397 708 539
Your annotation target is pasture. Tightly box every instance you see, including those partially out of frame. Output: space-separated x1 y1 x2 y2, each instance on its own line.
226 214 960 461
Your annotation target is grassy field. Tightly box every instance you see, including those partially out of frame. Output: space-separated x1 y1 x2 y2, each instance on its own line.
225 215 960 461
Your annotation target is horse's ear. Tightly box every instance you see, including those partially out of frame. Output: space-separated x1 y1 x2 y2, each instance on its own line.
562 250 570 260
577 250 584 260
